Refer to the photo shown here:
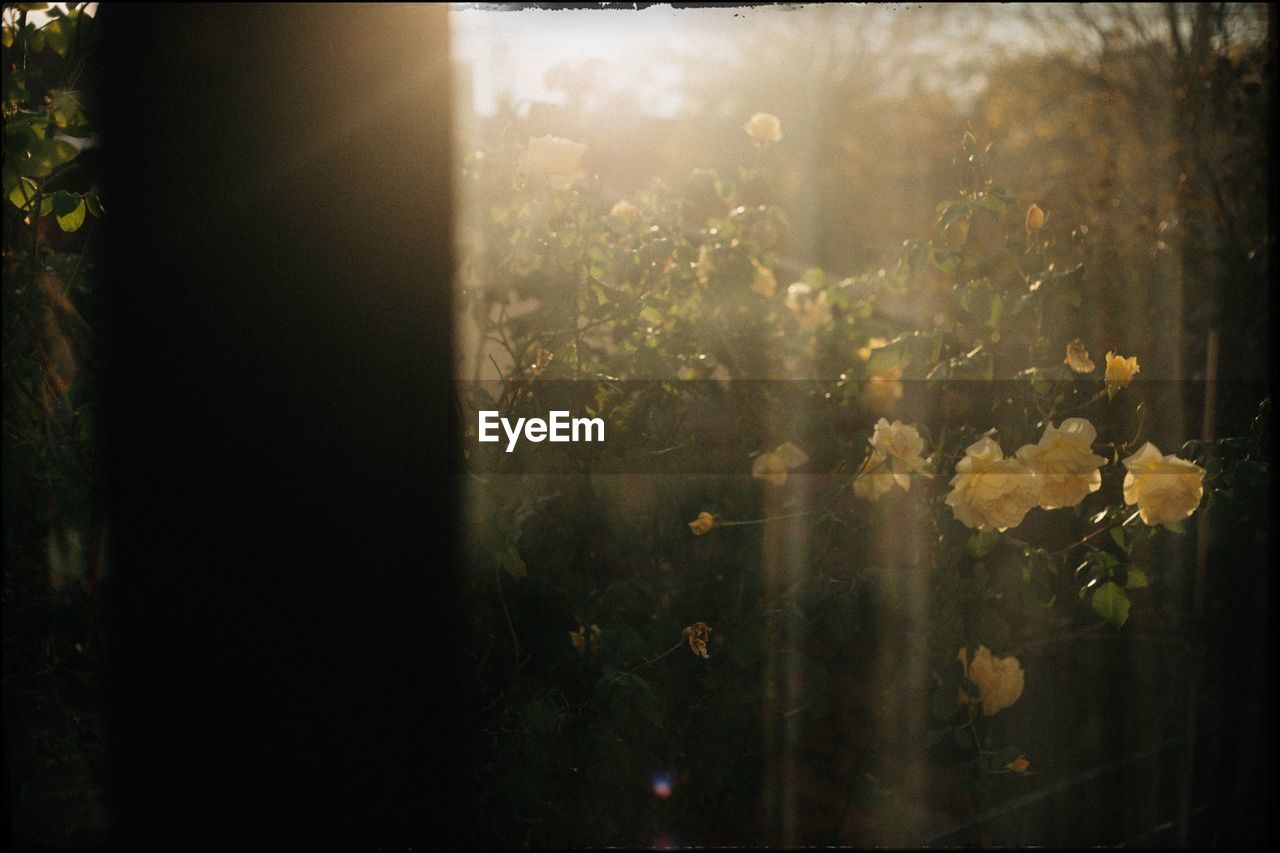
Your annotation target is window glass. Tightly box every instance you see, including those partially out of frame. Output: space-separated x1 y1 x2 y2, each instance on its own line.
450 5 1272 847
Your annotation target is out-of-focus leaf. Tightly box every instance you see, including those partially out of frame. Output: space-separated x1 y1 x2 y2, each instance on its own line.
1092 581 1130 628
13 137 78 177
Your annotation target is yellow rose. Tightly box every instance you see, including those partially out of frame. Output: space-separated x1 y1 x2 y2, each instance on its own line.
1122 442 1206 525
945 436 1042 531
785 282 831 330
868 418 931 490
742 112 782 145
958 645 1025 716
1064 338 1095 373
1015 418 1106 509
751 441 809 486
687 511 715 536
518 134 587 190
1104 351 1140 391
751 259 777 297
1025 203 1046 232
609 199 640 222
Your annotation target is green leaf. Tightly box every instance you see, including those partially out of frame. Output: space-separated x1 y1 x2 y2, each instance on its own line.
969 193 1007 217
55 196 86 232
1091 581 1130 628
40 13 81 57
51 189 80 216
1109 525 1128 553
1124 568 1149 590
987 292 1003 328
6 176 38 210
937 200 971 230
966 530 1000 558
865 340 905 373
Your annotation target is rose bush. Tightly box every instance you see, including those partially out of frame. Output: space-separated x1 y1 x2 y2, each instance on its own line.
456 117 1270 844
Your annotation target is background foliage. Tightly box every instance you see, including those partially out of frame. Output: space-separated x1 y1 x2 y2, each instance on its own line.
3 3 106 846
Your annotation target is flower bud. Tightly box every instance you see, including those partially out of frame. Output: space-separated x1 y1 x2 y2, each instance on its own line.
1025 203 1046 232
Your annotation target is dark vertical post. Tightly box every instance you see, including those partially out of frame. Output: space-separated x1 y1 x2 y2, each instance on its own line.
96 5 459 846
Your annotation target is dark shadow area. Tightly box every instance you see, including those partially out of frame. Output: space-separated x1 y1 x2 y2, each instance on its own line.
94 5 460 847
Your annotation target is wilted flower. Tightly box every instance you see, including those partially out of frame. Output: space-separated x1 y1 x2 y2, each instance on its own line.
688 511 715 536
1065 338 1095 373
751 441 809 486
1122 442 1206 525
946 436 1042 531
1104 351 1140 392
958 645 1025 716
751 259 777 297
609 199 640 223
785 282 831 330
1015 418 1106 510
742 112 782 145
569 623 602 655
1025 203 1046 232
518 134 587 190
682 621 713 659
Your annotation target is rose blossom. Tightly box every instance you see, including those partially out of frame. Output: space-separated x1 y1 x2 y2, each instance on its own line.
946 436 1042 531
1122 441 1206 525
1015 418 1106 510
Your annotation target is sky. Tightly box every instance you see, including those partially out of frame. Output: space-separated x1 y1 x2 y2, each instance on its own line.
446 4 1060 119
449 4 771 118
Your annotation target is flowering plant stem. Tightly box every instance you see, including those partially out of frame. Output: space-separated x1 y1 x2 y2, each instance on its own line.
715 511 812 528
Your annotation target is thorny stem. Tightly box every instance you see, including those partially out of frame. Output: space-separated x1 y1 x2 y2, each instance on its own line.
716 507 803 527
638 641 686 669
1054 509 1141 562
964 703 999 776
1044 387 1104 422
607 641 687 682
